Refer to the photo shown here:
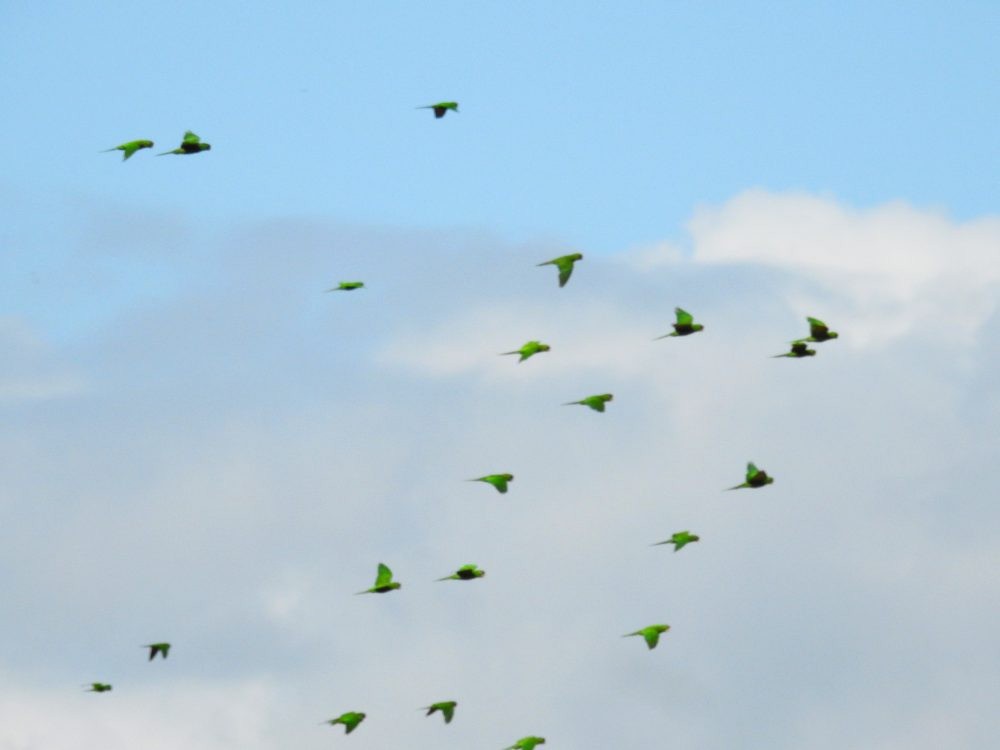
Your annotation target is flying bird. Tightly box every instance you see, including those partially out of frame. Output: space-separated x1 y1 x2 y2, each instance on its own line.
322 711 366 734
501 340 550 363
651 531 700 552
794 316 839 343
656 307 704 338
422 700 457 723
84 683 112 692
101 139 154 161
437 564 486 581
726 462 774 490
772 342 816 358
468 474 513 494
564 393 613 412
355 563 402 594
537 253 583 287
504 737 546 750
158 130 211 155
623 624 670 650
143 642 171 661
418 101 459 118
327 281 365 291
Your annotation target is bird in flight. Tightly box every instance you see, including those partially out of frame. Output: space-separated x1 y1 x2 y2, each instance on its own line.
772 342 816 358
656 307 704 338
564 393 613 412
437 564 486 581
794 316 839 343
322 711 366 734
101 139 154 161
327 281 365 291
504 737 547 750
84 682 113 692
418 101 459 118
143 642 171 661
355 563 402 594
537 253 583 287
623 624 670 650
158 130 211 155
651 531 700 552
726 462 774 490
422 700 457 723
501 340 550 363
468 474 514 494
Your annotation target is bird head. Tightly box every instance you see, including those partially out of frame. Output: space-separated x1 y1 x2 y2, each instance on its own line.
569 253 583 261
693 323 705 332
538 344 551 352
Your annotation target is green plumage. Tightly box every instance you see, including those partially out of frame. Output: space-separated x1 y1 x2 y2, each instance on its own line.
794 316 839 343
422 700 457 723
437 564 486 581
84 682 112 692
327 281 365 291
356 563 402 594
504 737 547 750
158 130 211 155
726 462 775 490
623 624 670 650
143 642 170 661
418 101 459 118
564 393 613 412
323 711 366 734
537 253 583 287
501 340 550 362
101 139 154 161
468 473 514 494
656 307 705 338
652 531 700 552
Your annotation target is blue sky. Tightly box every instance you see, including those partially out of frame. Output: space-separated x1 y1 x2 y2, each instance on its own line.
2 3 999 749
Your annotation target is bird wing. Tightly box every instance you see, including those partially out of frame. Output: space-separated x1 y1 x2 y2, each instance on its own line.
791 342 809 355
556 258 574 287
675 307 693 326
807 317 829 337
375 563 393 587
746 463 760 480
182 131 201 144
441 703 455 723
643 629 660 649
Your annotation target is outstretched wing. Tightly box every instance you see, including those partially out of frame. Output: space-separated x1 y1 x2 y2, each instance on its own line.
807 317 828 338
556 257 574 287
675 307 693 326
182 131 201 144
375 563 393 587
642 629 660 649
746 463 760 480
791 342 809 355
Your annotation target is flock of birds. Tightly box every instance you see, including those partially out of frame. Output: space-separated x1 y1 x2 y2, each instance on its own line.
94 101 841 749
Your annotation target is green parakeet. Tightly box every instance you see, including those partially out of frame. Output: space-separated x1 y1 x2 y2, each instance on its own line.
504 737 546 750
623 624 670 650
501 341 550 362
794 317 839 343
158 130 211 155
564 393 613 412
327 281 365 291
355 563 402 594
652 531 700 552
437 564 485 581
727 462 774 490
84 682 112 692
143 642 170 661
468 474 513 494
422 700 457 723
101 139 154 161
418 101 459 118
772 342 816 358
322 711 366 734
656 307 704 338
537 253 583 287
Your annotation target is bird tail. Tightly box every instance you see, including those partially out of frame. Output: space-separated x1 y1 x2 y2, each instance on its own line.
725 484 745 491
354 590 372 595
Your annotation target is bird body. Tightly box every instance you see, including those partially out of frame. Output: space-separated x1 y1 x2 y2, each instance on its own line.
794 316 839 343
656 307 704 338
501 340 550 362
773 342 816 358
564 393 613 412
323 711 366 734
418 101 459 118
422 700 457 723
538 253 583 287
437 564 485 581
158 130 211 155
84 682 112 692
468 473 513 494
102 139 154 160
504 737 546 750
652 531 700 552
624 624 670 650
727 462 774 490
356 563 401 594
144 642 170 660
327 281 365 291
